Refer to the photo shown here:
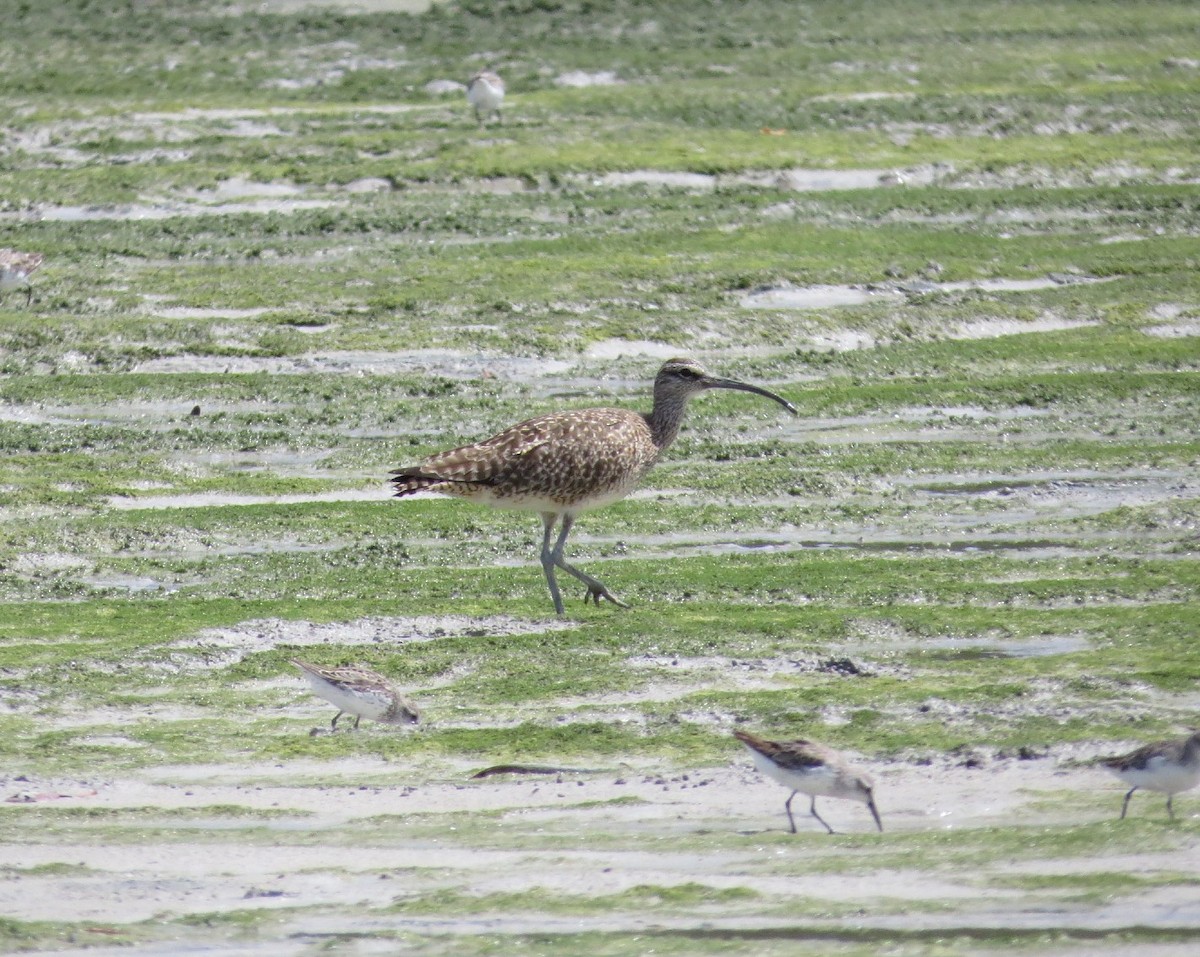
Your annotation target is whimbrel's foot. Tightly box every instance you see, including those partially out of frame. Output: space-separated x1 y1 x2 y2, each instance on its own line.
555 559 628 608
583 582 628 608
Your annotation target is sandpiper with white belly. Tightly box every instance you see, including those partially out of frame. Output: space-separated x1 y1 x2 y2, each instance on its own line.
467 70 505 124
1101 731 1200 820
735 728 883 834
290 658 420 731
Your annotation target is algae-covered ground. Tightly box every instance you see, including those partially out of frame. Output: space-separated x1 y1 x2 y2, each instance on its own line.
1 0 1198 954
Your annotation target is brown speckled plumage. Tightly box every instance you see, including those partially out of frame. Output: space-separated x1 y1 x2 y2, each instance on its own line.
391 407 659 509
390 358 796 615
0 250 44 306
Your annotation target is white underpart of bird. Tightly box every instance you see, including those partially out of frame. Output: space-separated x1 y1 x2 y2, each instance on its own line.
467 70 505 123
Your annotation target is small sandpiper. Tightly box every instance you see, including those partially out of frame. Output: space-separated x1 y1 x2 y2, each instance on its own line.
0 249 44 307
290 658 421 731
734 728 883 834
467 70 505 124
1100 730 1200 820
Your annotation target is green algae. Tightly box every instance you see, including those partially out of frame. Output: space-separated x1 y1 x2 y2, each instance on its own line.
0 0 1198 952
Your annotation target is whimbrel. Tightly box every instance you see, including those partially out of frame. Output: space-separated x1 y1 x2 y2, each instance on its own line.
290 658 421 731
390 357 796 615
467 70 505 124
0 249 44 307
734 728 883 834
1100 731 1200 820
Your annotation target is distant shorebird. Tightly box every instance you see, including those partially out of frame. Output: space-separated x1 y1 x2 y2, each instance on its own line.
1101 731 1200 820
467 70 505 124
290 658 420 731
390 357 796 615
0 249 44 306
734 728 883 834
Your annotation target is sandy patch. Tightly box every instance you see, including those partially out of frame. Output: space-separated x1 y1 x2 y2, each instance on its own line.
178 614 570 656
740 275 1114 312
582 167 936 192
583 339 685 360
107 488 388 511
184 175 307 201
2 757 1196 942
555 70 622 87
947 314 1098 339
1144 321 1200 338
131 350 575 377
147 306 277 320
8 198 339 223
226 0 437 13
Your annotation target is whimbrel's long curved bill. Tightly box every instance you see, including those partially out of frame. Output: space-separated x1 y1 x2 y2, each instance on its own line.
701 375 798 415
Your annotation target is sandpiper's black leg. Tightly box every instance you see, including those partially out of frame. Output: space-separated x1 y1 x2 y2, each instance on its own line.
810 796 836 835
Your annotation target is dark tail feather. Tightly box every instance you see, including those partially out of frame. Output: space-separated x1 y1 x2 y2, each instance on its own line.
733 728 770 751
390 470 446 498
390 468 491 498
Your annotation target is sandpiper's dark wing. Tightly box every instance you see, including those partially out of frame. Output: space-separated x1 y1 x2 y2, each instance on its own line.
734 729 835 771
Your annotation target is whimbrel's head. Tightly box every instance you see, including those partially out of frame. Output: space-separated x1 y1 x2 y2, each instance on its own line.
653 357 797 415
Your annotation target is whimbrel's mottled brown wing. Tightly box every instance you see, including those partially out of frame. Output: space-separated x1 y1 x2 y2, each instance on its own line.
391 407 656 504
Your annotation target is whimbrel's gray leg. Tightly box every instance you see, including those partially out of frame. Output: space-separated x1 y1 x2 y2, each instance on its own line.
1120 786 1137 819
331 711 344 731
549 514 628 609
809 796 836 834
1166 795 1175 820
540 513 567 616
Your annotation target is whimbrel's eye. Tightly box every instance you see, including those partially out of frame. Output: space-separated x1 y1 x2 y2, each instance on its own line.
677 367 699 379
